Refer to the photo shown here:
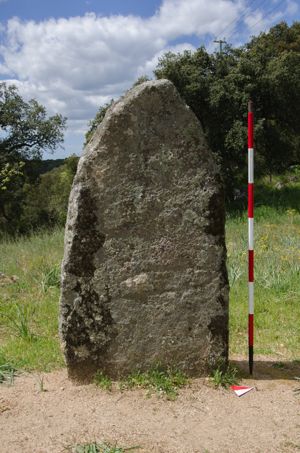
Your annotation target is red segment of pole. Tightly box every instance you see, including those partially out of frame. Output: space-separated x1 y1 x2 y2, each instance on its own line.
248 112 254 148
248 250 254 282
248 100 254 376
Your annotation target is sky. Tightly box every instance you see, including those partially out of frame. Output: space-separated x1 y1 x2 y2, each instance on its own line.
0 0 299 159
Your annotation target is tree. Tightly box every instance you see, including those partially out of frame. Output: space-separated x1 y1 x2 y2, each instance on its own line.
0 82 66 164
0 161 25 232
132 75 151 86
154 22 300 198
21 155 79 232
84 100 114 146
84 77 150 146
243 23 300 178
0 82 67 234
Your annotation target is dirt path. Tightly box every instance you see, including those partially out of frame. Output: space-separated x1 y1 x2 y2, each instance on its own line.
0 359 300 453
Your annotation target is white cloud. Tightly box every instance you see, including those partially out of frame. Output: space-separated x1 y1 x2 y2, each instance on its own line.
0 0 252 155
243 0 296 38
151 0 241 38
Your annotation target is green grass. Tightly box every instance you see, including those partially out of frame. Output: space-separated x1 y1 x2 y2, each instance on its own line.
71 442 140 453
0 350 17 384
0 363 17 384
119 365 188 400
0 302 37 341
94 371 113 391
0 172 299 374
228 174 300 359
210 361 240 388
93 366 188 399
0 228 64 371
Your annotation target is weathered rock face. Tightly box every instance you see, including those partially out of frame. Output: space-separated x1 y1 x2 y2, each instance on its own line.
59 79 229 381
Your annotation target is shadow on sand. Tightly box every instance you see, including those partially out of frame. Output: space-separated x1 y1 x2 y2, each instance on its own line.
231 358 300 380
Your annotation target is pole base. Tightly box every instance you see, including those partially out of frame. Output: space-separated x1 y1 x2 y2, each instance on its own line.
249 345 254 375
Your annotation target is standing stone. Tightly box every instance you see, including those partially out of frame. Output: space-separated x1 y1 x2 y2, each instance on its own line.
59 79 229 381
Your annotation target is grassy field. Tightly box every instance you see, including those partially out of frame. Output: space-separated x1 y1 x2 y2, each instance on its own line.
0 175 299 372
0 228 64 371
228 175 300 359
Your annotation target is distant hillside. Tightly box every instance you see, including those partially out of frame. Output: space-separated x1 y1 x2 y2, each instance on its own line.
24 159 65 181
24 158 79 183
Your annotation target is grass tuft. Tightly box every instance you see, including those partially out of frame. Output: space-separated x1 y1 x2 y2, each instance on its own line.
94 371 112 391
0 361 17 384
0 352 15 384
210 362 239 389
0 302 36 341
72 442 140 453
40 264 61 292
120 365 188 400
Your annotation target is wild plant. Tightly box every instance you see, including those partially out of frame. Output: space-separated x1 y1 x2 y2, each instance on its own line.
0 302 36 341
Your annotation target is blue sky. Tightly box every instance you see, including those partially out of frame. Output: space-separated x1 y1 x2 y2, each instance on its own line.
0 0 163 21
0 0 299 158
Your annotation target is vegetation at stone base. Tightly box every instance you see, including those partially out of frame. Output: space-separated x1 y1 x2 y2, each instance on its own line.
210 361 239 389
0 174 299 375
93 366 188 399
94 371 113 391
119 365 189 400
71 442 140 453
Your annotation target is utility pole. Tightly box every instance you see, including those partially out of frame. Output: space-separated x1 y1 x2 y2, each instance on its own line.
214 39 227 54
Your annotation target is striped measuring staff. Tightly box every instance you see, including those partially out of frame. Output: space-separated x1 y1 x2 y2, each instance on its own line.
248 100 254 375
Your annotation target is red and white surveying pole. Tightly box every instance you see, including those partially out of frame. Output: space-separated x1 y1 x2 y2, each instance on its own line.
248 100 254 375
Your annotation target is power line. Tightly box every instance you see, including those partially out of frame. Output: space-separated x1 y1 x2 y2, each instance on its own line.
246 0 287 33
214 0 261 42
227 0 268 40
212 0 288 51
226 0 287 43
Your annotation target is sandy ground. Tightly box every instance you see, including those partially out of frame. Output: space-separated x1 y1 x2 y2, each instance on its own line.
0 358 300 453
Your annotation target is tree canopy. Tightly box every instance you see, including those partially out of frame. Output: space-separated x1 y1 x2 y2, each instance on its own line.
84 100 113 146
86 23 300 199
154 21 300 195
0 83 66 164
0 82 67 235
